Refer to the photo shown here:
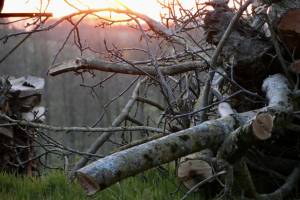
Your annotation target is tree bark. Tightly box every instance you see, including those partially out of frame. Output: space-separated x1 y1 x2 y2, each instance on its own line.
77 116 237 195
217 112 274 164
76 74 290 195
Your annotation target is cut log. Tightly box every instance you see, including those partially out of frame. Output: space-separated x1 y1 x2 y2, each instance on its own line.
177 149 213 191
217 112 274 164
48 58 206 76
77 116 237 195
76 74 290 195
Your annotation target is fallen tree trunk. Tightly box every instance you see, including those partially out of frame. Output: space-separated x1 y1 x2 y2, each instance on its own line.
76 74 290 195
77 116 236 195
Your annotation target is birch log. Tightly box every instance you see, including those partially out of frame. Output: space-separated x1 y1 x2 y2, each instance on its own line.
76 74 291 195
77 116 236 195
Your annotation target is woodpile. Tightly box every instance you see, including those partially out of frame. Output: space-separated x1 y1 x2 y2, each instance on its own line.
176 1 300 197
0 76 45 175
42 0 300 199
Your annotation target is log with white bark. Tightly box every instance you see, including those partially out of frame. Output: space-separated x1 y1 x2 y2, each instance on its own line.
76 74 291 195
217 112 274 164
217 74 291 164
77 116 236 195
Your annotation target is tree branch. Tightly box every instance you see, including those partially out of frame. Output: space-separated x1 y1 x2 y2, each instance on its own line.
77 115 237 195
0 113 168 134
48 58 206 76
75 74 291 195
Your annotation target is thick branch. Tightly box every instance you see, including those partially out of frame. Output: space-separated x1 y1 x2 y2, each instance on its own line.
48 58 206 76
217 113 274 164
217 74 290 164
77 116 236 195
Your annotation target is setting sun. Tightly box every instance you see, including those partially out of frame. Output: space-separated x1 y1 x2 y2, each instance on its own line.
2 0 164 19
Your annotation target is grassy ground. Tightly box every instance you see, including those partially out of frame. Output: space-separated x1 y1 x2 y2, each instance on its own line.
0 167 202 200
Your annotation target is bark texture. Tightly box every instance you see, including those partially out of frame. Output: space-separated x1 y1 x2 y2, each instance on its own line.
76 74 291 195
77 116 236 195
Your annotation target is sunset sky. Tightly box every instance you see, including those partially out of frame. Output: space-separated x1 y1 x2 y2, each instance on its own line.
2 0 196 19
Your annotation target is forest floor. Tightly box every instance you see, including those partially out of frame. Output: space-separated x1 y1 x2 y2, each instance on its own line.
0 166 202 200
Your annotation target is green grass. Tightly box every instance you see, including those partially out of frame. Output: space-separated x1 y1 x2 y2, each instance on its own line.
0 168 202 200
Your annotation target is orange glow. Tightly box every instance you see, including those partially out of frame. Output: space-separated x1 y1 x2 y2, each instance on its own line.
2 0 165 19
